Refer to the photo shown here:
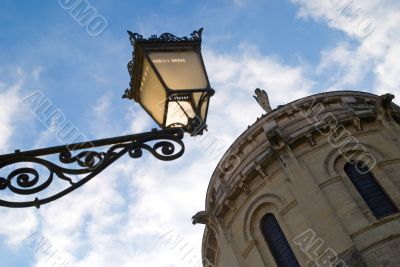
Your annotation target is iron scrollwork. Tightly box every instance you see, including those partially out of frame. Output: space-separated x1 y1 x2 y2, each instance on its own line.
0 129 184 209
127 28 203 45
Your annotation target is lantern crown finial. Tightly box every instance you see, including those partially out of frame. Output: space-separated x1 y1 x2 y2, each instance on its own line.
127 28 203 46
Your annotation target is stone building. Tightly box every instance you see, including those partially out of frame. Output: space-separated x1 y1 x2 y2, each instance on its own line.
193 91 400 267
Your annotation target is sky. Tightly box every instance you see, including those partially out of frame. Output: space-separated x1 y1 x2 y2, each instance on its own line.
0 0 399 266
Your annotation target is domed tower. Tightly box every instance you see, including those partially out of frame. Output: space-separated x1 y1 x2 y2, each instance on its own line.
194 91 400 267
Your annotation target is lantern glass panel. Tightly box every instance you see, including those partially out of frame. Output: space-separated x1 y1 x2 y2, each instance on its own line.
192 92 210 122
200 94 209 121
165 100 196 128
192 92 202 109
139 58 167 124
149 51 208 90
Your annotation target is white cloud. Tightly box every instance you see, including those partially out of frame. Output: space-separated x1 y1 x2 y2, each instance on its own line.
0 81 22 153
8 44 314 267
0 70 40 250
205 44 314 132
126 106 153 134
0 209 38 248
291 0 400 99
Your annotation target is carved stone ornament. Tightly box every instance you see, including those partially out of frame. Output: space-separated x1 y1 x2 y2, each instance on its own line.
192 210 210 225
375 93 395 121
253 88 272 113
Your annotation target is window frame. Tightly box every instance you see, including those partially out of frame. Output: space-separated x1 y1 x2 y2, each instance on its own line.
260 213 301 267
344 161 399 219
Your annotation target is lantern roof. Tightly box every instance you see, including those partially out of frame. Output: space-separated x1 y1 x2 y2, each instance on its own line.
122 28 204 101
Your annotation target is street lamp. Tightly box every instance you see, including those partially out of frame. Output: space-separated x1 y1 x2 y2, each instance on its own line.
0 28 213 209
123 28 214 135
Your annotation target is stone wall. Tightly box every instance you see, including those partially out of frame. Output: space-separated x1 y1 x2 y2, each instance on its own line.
200 91 400 267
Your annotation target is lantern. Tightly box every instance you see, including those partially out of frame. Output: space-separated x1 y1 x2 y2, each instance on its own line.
123 28 214 136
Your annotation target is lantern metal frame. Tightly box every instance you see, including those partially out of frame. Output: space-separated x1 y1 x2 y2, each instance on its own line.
0 29 213 209
122 28 215 136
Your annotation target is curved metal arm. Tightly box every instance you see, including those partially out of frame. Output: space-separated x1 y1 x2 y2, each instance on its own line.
0 128 185 209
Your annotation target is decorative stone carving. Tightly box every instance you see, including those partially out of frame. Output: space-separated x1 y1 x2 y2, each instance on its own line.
353 116 362 131
263 122 297 169
263 122 287 151
255 165 268 178
239 182 251 195
192 211 211 225
375 93 395 122
224 200 236 212
253 88 272 113
306 133 317 146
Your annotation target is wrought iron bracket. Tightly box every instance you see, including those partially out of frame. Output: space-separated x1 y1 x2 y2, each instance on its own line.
0 128 185 209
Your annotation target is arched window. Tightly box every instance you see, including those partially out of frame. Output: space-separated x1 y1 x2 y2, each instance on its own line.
261 213 300 267
344 162 398 219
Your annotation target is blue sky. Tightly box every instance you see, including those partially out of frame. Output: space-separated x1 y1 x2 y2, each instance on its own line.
0 0 399 266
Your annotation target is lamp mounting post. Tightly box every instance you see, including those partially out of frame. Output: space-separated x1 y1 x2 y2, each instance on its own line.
0 28 214 209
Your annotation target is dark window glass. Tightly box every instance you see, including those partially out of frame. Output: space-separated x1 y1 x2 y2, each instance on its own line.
344 162 398 219
261 214 300 267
